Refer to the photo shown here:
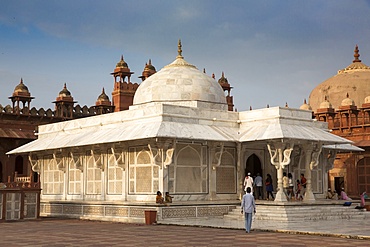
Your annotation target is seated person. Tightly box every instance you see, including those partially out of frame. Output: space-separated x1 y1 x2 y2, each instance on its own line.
340 188 352 200
165 192 173 203
332 190 338 200
326 188 336 199
156 191 165 204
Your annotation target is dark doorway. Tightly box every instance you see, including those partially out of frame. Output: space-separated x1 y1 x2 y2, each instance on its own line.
245 154 262 177
15 156 24 175
334 176 344 196
0 162 3 182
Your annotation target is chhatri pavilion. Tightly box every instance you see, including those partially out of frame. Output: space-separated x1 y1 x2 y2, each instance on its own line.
7 41 357 222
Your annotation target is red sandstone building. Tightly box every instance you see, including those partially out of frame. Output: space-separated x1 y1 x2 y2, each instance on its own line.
302 45 370 198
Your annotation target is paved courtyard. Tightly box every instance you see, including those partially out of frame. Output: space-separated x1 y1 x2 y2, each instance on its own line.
1 218 369 247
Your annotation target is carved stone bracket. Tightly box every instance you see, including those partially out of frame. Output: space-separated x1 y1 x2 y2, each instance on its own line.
267 142 294 170
309 142 322 170
111 147 126 171
163 142 175 169
70 152 83 171
148 139 176 169
325 149 337 171
211 142 224 170
28 154 40 173
53 152 65 172
148 144 162 167
91 150 103 170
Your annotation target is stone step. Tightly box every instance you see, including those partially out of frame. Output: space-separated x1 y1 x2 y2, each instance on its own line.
226 204 367 222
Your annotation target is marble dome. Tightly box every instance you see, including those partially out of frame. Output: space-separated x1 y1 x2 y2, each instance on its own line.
133 42 227 108
309 45 370 111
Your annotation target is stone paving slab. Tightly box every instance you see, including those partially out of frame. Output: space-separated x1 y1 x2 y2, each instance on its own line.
0 218 369 246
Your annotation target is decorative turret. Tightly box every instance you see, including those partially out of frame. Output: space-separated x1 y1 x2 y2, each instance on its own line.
299 99 312 111
111 55 139 112
218 72 234 111
9 78 34 115
95 88 114 114
315 96 335 126
339 93 357 110
53 83 76 119
362 95 370 108
139 59 156 81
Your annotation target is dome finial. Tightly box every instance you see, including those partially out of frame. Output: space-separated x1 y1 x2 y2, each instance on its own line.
177 39 183 58
353 45 361 63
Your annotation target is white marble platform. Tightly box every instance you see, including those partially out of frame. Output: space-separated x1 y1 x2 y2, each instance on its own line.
158 200 370 240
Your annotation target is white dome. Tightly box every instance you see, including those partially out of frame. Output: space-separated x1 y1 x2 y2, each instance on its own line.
133 56 227 108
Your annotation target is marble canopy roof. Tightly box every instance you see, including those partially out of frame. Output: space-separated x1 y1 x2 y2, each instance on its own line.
8 104 353 155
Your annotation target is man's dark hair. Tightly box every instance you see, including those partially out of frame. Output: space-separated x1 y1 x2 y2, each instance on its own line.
247 187 251 193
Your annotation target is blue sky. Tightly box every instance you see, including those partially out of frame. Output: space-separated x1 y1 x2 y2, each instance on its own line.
1 0 370 111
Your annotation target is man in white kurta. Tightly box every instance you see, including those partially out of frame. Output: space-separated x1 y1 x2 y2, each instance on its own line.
244 172 254 194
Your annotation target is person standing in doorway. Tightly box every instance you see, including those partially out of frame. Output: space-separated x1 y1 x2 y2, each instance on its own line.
241 187 256 233
244 172 254 194
265 173 274 200
254 173 263 200
300 174 307 199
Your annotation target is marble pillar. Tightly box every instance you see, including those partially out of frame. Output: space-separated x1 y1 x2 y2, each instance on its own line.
267 142 293 202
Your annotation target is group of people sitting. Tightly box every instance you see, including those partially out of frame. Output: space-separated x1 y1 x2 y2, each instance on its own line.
156 191 173 205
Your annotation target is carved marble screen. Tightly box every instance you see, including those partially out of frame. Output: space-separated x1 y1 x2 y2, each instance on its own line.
68 157 82 195
86 155 102 194
107 151 123 195
216 147 236 193
42 155 63 195
129 146 159 194
169 143 207 193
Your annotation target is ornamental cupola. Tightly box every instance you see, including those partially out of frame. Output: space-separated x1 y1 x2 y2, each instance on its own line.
139 59 156 81
299 99 312 111
9 78 34 114
95 88 114 114
111 55 139 112
53 83 76 119
339 93 357 110
96 88 111 106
